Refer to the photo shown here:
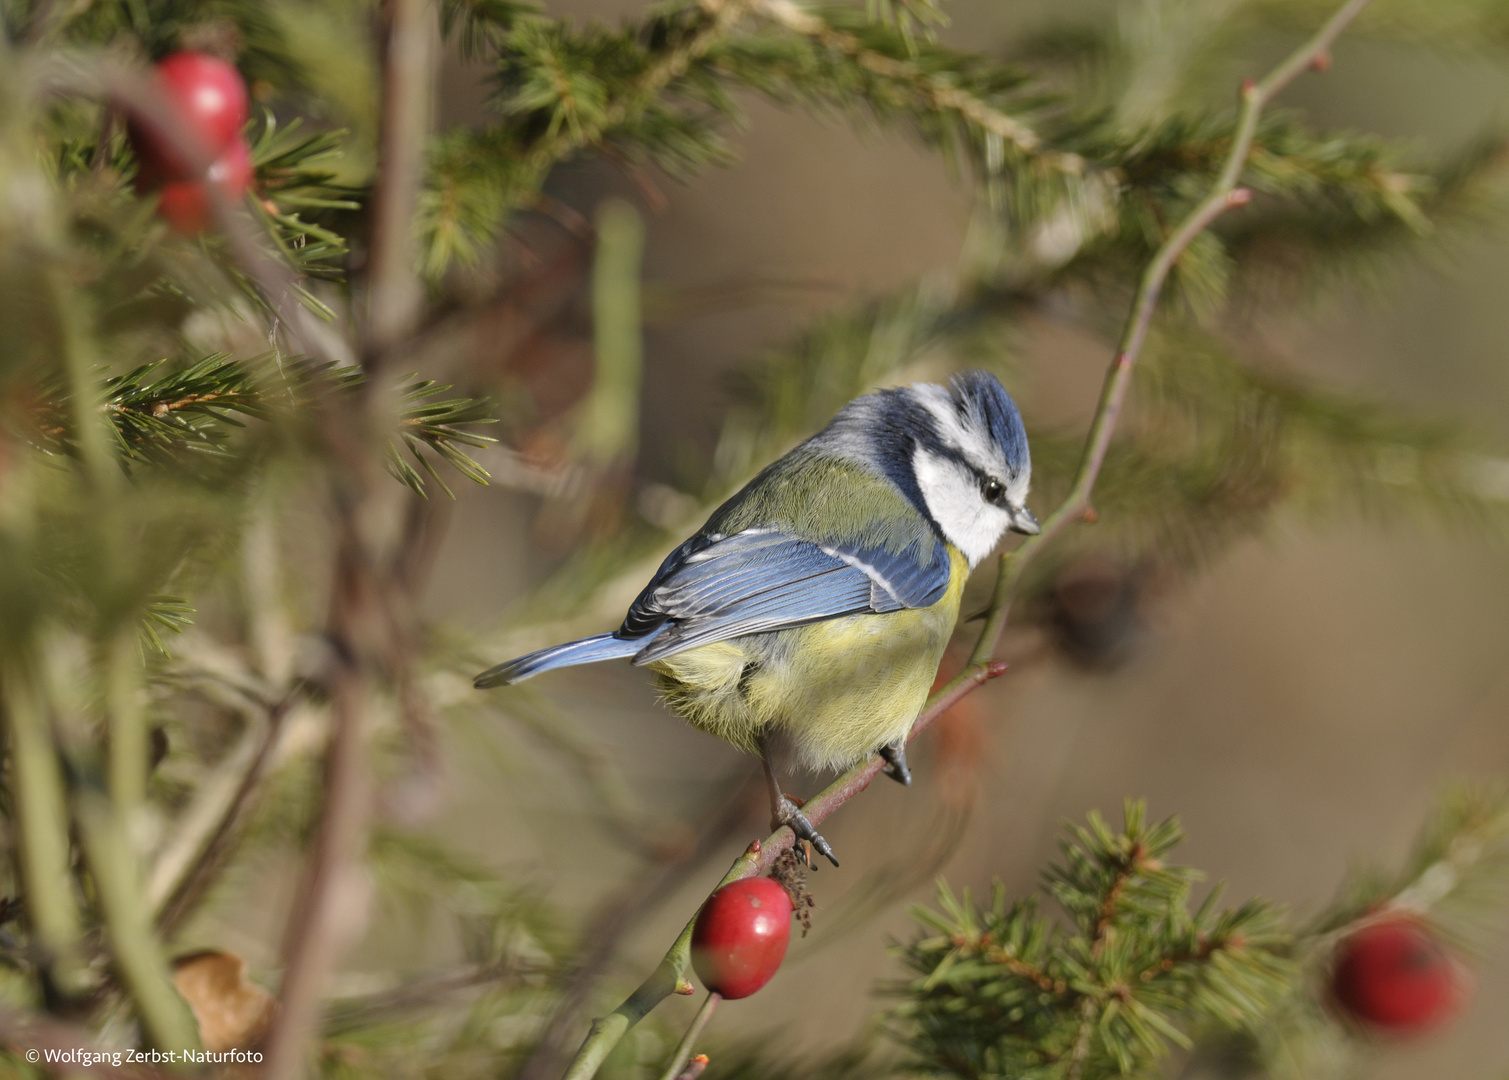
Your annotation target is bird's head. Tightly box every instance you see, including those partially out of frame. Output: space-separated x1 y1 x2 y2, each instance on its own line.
904 371 1037 567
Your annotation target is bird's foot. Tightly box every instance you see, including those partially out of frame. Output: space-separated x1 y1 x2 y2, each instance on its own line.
879 740 912 786
773 796 839 868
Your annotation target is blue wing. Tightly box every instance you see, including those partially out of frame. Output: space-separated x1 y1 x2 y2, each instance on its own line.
621 528 951 665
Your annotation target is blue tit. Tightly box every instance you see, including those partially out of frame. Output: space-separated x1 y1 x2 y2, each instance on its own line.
475 370 1037 865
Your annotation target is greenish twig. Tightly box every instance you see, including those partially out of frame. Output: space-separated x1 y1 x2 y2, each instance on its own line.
657 991 721 1080
579 200 646 466
73 791 201 1054
0 668 86 994
105 630 147 817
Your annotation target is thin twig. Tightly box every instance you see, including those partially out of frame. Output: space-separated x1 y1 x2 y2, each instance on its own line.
323 959 549 1030
365 0 435 358
657 992 720 1080
557 3 1372 1075
151 690 298 937
1063 996 1098 1080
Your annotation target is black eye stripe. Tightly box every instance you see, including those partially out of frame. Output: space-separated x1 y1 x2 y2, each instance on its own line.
933 447 1012 505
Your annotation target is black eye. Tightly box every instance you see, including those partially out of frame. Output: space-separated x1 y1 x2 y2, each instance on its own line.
980 477 1006 506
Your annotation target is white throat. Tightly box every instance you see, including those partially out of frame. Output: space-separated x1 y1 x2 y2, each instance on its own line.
911 447 1014 568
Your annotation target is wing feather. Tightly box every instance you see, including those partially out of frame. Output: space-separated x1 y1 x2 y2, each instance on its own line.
620 528 950 665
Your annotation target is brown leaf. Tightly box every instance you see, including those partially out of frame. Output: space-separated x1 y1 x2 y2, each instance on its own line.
172 950 275 1053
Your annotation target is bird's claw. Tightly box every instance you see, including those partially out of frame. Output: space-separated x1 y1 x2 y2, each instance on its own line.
774 797 839 868
879 740 911 786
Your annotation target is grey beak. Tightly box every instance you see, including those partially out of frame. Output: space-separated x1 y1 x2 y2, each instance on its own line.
1009 506 1040 535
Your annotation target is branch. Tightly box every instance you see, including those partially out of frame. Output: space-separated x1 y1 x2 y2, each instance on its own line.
657 992 720 1080
0 668 87 996
149 689 299 938
73 791 201 1051
261 667 374 1080
322 958 548 1030
556 3 1373 1076
366 0 435 357
263 0 440 1073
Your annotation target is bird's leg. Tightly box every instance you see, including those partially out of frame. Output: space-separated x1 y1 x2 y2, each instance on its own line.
758 736 839 868
878 739 912 786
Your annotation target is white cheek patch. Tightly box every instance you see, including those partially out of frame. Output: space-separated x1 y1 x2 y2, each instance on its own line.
912 448 1013 568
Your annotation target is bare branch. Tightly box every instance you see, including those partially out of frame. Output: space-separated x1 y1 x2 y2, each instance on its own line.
365 0 436 357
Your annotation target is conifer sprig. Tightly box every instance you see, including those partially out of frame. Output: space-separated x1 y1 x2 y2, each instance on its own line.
897 803 1291 1080
726 0 1077 167
248 117 365 286
27 355 498 496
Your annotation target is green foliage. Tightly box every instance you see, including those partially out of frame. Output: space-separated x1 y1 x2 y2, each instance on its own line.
895 803 1291 1080
388 374 500 497
21 352 497 496
38 354 268 466
248 116 365 285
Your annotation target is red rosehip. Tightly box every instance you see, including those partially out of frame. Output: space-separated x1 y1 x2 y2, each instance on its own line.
690 878 794 1000
156 136 254 235
1331 916 1468 1033
130 52 249 187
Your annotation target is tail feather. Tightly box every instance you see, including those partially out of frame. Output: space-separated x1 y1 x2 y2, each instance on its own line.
474 632 647 688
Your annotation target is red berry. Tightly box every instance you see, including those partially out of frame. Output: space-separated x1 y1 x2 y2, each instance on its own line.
156 136 254 235
130 52 249 187
690 878 794 999
1331 916 1468 1033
